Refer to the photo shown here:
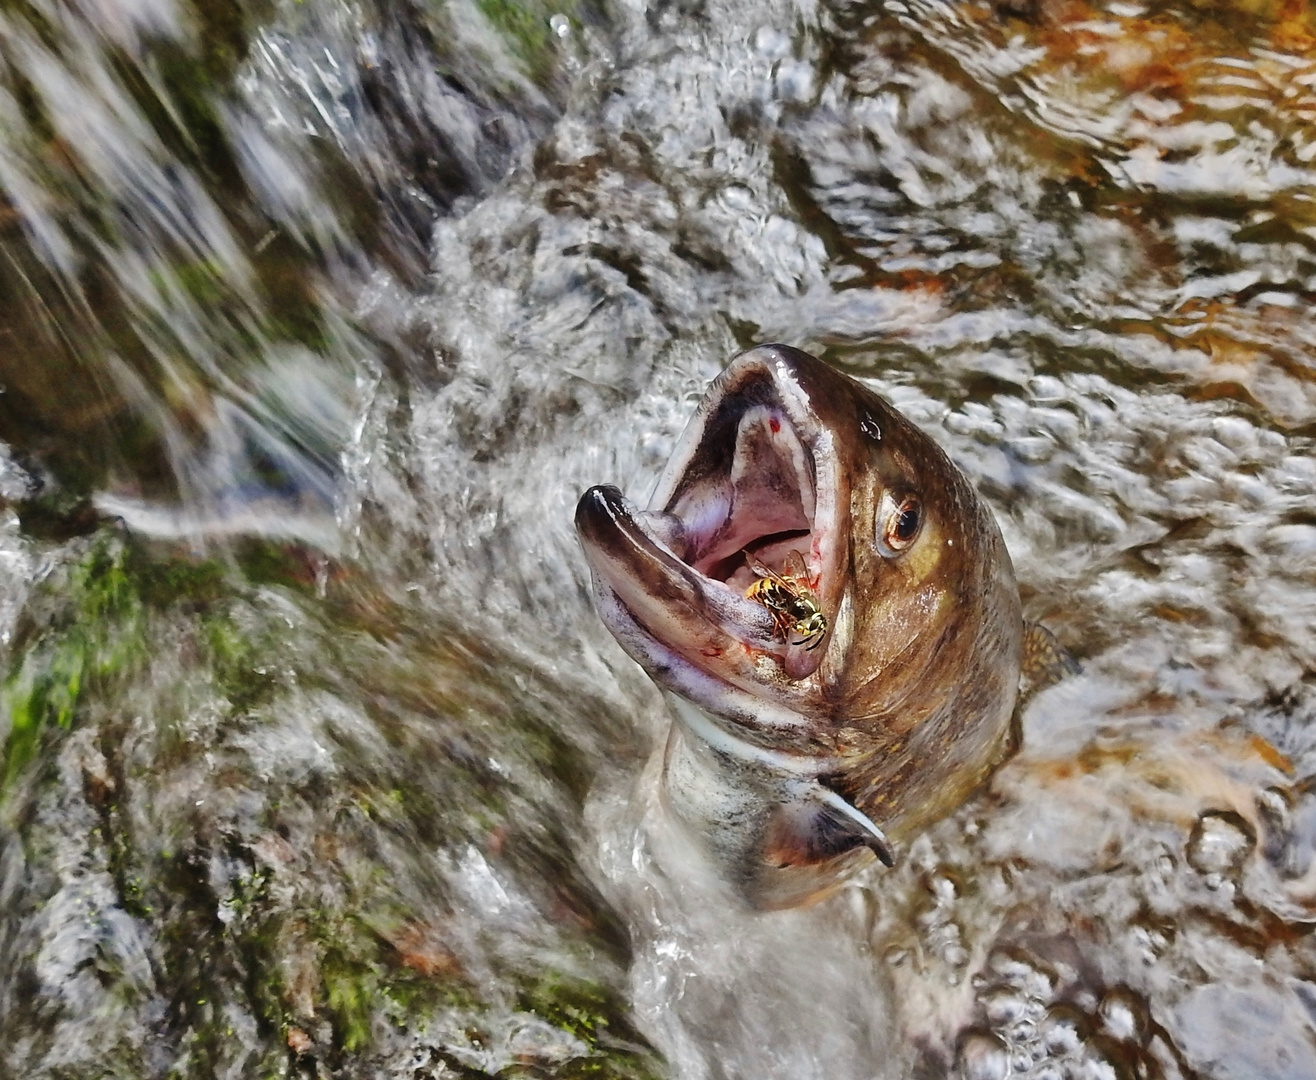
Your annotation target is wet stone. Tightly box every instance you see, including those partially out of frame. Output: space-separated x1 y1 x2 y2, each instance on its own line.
1186 809 1256 877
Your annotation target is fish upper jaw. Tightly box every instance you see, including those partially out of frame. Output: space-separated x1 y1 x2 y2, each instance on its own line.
575 345 850 749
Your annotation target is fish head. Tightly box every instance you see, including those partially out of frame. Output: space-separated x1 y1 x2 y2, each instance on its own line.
576 344 1022 906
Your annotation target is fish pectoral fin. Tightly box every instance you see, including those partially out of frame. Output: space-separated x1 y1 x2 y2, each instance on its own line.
1019 621 1080 700
763 784 895 870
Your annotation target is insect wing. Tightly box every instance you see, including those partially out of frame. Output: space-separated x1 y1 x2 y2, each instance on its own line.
744 550 780 583
780 550 819 601
781 549 809 582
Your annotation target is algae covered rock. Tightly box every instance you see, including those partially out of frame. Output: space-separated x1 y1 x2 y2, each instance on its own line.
0 532 662 1079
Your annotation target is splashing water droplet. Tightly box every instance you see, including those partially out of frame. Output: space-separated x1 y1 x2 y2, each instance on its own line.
1187 809 1256 877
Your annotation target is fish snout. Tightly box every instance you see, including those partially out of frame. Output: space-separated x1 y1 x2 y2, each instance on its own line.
574 484 627 552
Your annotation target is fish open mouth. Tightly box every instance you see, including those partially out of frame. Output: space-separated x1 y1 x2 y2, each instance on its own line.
576 346 845 737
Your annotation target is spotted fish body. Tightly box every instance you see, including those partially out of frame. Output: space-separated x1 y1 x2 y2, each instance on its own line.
576 345 1024 907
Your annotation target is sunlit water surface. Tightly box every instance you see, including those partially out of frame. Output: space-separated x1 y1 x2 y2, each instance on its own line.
1 0 1315 1075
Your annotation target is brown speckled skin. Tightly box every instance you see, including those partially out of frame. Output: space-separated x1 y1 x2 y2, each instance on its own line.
817 369 1023 843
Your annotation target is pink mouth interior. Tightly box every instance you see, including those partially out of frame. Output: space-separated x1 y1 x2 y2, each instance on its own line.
662 398 821 595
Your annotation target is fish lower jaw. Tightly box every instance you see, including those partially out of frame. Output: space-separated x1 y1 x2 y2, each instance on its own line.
576 484 832 692
587 570 822 738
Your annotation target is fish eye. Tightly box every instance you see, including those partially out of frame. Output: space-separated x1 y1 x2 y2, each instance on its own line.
879 496 922 554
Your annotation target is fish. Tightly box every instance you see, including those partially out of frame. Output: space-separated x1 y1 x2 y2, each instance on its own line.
575 344 1032 908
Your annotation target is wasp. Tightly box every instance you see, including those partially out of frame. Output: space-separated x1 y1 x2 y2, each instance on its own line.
743 549 829 651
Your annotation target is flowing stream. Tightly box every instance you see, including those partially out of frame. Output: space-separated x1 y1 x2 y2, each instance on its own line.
2 0 1316 1075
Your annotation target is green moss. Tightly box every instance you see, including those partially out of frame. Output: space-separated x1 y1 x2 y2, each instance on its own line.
325 959 378 1052
478 0 549 51
14 495 103 541
516 975 663 1079
520 976 615 1049
0 531 308 786
475 0 569 81
147 256 229 308
202 611 280 713
234 537 319 590
3 539 145 788
128 546 230 610
550 1058 666 1079
316 914 473 1052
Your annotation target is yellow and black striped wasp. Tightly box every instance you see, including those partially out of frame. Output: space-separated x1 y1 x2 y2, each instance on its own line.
743 549 828 651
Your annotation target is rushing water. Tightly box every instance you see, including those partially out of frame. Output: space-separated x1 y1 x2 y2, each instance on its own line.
1 0 1316 1074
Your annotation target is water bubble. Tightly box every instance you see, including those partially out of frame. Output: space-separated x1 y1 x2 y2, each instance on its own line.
983 988 1028 1026
988 947 1058 1001
1186 809 1256 876
1041 1004 1087 1056
957 1030 1010 1080
1256 786 1292 867
928 871 959 902
1131 926 1169 965
753 26 791 58
1009 435 1057 464
1076 1057 1120 1080
1075 1040 1131 1080
987 946 1037 983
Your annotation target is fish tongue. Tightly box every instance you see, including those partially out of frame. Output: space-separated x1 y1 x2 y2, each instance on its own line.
576 486 781 652
783 642 823 682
